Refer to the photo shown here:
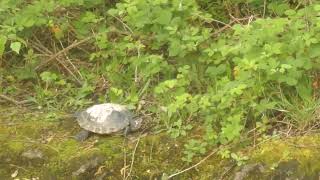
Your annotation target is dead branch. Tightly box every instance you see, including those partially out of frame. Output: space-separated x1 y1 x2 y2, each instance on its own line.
125 136 141 180
0 94 32 105
35 36 92 70
167 148 220 179
212 15 256 36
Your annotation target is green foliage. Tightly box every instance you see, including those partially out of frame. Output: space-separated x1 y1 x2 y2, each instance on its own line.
277 90 320 128
182 139 207 162
1 0 320 165
219 149 249 166
40 72 58 84
231 153 249 166
10 42 22 54
168 119 192 138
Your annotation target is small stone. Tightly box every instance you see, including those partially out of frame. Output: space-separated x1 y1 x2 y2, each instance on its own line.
21 149 44 159
234 163 265 180
11 169 18 178
72 155 105 176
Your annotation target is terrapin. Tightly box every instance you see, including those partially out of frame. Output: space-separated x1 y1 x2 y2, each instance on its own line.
74 103 142 141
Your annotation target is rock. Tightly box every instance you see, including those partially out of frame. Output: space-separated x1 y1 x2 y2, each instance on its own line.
72 155 105 176
11 169 18 178
234 163 265 180
95 172 109 180
271 159 301 179
21 149 44 159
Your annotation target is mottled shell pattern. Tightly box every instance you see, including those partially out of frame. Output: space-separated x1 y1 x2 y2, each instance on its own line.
76 103 133 134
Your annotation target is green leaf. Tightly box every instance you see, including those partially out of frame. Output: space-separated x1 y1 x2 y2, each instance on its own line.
314 5 320 11
107 8 118 16
0 35 7 56
281 76 297 86
221 122 242 142
205 64 226 77
155 9 172 25
40 71 58 82
309 44 320 58
81 11 98 23
268 2 290 15
296 79 312 101
256 99 276 113
169 40 182 56
165 79 177 88
10 42 21 54
284 9 296 16
14 66 37 80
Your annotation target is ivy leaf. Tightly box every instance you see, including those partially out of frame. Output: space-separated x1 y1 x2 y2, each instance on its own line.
10 42 21 54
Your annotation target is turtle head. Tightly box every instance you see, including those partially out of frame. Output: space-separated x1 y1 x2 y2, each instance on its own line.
73 111 82 118
129 117 142 131
73 111 89 119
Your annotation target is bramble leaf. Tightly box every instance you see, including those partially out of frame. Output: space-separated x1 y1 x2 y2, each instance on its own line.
10 42 21 54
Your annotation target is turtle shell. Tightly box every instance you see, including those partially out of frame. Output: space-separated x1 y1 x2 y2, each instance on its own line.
76 103 133 134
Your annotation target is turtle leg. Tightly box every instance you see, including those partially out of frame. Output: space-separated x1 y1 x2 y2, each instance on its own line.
74 129 91 142
123 126 130 138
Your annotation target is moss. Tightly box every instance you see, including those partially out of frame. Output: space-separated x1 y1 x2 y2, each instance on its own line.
251 135 320 177
46 139 80 174
16 121 56 139
56 140 80 161
7 141 25 153
96 138 123 159
0 127 9 141
1 106 320 179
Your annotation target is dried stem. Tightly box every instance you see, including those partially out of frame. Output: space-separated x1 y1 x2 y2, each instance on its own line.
125 137 141 180
167 148 220 179
35 36 92 70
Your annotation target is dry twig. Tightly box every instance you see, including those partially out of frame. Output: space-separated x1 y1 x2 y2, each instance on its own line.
35 36 92 70
58 40 84 79
125 136 141 180
167 148 220 179
30 36 88 85
122 138 128 179
0 94 32 105
0 94 20 105
108 14 133 34
212 15 256 36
